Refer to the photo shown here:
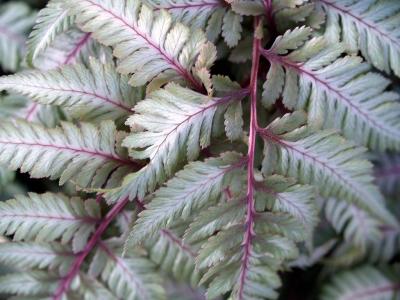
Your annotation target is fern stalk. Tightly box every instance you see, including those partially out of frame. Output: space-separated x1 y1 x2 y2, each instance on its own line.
53 197 129 300
238 17 262 299
262 0 275 35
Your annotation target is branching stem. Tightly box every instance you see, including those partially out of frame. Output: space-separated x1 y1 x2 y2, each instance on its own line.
53 197 129 300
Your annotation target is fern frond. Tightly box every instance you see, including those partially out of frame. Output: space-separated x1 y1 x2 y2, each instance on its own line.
324 198 382 249
0 2 36 71
150 228 201 286
33 28 112 71
261 27 400 151
256 175 318 235
366 228 400 263
0 193 99 251
0 271 59 297
93 242 166 300
107 84 248 201
67 0 207 91
77 274 119 300
259 112 398 226
0 242 74 274
145 0 245 47
197 214 301 299
0 58 143 123
318 0 400 77
27 0 75 65
321 265 400 300
128 152 246 245
374 153 400 196
0 120 138 189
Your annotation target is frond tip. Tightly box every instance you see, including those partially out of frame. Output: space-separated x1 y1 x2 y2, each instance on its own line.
107 84 247 202
27 0 75 64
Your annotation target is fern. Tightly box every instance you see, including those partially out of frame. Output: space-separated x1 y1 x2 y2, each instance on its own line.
0 120 138 189
108 83 248 201
129 152 246 244
259 112 397 225
0 193 99 251
262 27 400 151
321 265 400 300
0 1 399 299
67 0 208 91
90 241 166 300
27 0 75 65
0 242 74 274
374 153 400 196
144 0 244 47
33 28 111 70
318 0 400 77
0 58 143 123
323 198 382 249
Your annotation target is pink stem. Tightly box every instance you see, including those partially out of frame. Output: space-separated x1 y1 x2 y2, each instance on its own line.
237 17 262 300
63 33 92 65
263 0 276 34
24 103 40 121
53 197 130 300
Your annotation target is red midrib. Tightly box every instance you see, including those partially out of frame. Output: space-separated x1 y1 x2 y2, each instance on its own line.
99 242 148 299
63 33 92 65
2 82 131 113
264 52 399 138
150 89 249 160
159 158 246 212
319 0 400 48
83 0 203 91
24 103 40 121
0 140 134 167
53 197 129 300
259 129 374 206
161 229 197 257
256 183 307 223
